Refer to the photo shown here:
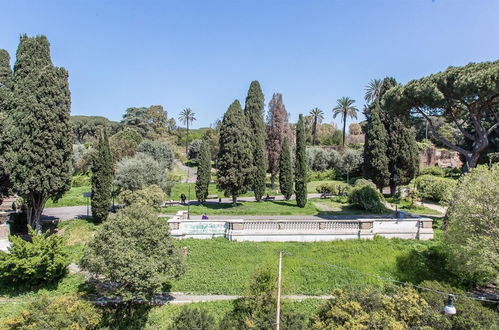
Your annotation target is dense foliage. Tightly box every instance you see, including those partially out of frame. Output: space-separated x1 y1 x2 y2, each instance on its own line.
187 139 203 165
114 153 175 196
217 100 254 205
414 175 456 202
444 164 499 285
195 139 211 203
347 185 385 213
0 49 12 199
3 294 101 329
294 114 307 208
363 106 389 191
137 139 174 170
81 206 185 302
0 230 68 284
244 81 266 201
384 60 499 170
91 129 113 223
119 184 167 210
4 35 72 231
109 127 143 164
279 137 293 200
168 307 216 330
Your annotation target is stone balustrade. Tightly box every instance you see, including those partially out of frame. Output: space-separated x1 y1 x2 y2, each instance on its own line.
167 211 433 242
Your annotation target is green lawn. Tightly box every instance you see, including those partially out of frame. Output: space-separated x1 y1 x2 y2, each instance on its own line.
385 198 443 216
45 185 91 208
161 198 385 216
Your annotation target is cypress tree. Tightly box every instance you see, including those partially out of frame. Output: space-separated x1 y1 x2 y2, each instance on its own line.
5 35 72 232
244 81 266 201
363 105 389 192
91 128 113 223
217 100 254 205
386 117 419 195
294 114 307 208
195 139 211 204
279 137 293 200
0 50 12 199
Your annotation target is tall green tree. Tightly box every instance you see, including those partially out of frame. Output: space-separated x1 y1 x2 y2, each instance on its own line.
217 100 254 205
178 108 196 155
384 61 499 171
244 81 266 202
309 107 324 145
91 129 113 223
363 106 390 192
332 97 358 147
295 114 307 207
0 49 13 199
279 137 293 200
195 139 211 204
5 35 72 232
386 117 419 195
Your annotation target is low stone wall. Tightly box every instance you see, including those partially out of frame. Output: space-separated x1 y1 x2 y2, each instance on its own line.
167 211 433 242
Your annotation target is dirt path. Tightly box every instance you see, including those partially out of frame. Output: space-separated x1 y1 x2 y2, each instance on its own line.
175 160 197 183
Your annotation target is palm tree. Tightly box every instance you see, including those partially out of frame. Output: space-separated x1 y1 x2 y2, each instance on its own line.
364 79 383 105
309 108 324 145
332 97 358 147
178 108 196 154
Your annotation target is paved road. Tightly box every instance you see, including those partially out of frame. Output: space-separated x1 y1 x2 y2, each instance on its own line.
42 193 324 221
175 160 197 183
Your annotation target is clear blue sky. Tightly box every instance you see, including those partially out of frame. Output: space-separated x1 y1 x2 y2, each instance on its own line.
1 0 498 128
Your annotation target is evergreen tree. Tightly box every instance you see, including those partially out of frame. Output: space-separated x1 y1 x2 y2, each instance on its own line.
244 81 266 201
363 105 390 192
386 117 419 195
266 93 291 189
91 129 113 223
279 137 293 200
217 100 254 205
5 35 72 232
0 49 13 199
294 114 307 207
195 139 211 204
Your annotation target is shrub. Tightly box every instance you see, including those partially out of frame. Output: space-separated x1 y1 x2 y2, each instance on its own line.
3 294 101 329
187 139 203 165
119 185 167 210
0 230 69 284
347 185 385 213
316 183 335 195
419 166 445 177
309 169 336 181
168 307 216 330
353 178 377 190
414 175 456 202
72 174 90 187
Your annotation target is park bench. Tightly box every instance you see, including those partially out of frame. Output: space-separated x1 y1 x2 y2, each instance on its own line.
263 196 276 201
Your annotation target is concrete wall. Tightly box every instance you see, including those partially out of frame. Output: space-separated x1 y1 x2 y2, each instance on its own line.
168 212 433 242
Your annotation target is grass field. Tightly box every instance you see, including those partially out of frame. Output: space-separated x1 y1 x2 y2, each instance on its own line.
385 198 443 216
45 185 91 208
161 198 386 216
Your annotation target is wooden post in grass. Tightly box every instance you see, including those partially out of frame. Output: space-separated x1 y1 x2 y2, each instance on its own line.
276 250 283 330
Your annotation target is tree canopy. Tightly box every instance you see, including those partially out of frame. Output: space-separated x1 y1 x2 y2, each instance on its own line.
384 61 499 170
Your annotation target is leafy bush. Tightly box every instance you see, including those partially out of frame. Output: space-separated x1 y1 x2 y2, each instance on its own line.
414 175 456 202
353 178 377 190
313 287 450 329
72 174 90 187
419 281 499 330
187 139 203 165
0 230 69 284
168 307 216 330
315 183 335 195
3 294 101 329
119 184 167 210
309 169 336 181
347 185 385 213
419 166 445 177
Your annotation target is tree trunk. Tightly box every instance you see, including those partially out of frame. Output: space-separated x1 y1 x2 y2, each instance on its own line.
27 193 45 233
232 195 237 206
342 114 347 147
389 180 397 197
271 174 275 190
